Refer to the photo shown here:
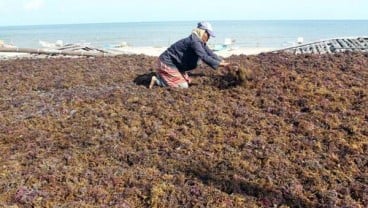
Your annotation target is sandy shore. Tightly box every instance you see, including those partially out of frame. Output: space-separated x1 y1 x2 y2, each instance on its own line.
215 47 275 57
108 46 275 57
0 46 275 60
0 52 30 60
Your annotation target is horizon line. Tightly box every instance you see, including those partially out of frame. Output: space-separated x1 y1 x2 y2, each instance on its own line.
1 19 368 28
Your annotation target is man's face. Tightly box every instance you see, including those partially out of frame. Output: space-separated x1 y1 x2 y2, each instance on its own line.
202 32 210 43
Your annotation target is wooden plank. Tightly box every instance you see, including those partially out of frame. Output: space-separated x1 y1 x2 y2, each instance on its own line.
323 42 332 54
311 45 318 54
314 44 320 54
331 39 341 49
317 44 324 54
350 39 365 48
326 42 335 53
345 39 354 48
336 39 349 48
316 44 324 54
301 47 307 53
360 37 368 44
344 39 354 48
359 38 368 47
304 46 309 54
298 48 303 54
309 46 314 53
319 44 326 54
351 39 362 48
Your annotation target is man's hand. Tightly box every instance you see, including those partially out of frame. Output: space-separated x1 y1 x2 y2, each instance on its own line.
219 60 230 70
219 61 241 72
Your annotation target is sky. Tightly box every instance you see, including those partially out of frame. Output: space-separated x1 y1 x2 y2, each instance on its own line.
0 0 367 26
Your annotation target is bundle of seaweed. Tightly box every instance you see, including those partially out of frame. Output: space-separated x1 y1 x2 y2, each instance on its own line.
229 63 253 87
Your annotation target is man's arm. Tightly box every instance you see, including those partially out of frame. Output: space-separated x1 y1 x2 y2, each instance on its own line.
191 40 221 69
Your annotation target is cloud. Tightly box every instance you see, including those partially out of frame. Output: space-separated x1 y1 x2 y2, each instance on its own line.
23 0 45 11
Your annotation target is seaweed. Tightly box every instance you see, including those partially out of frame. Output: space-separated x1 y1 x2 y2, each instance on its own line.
0 52 367 207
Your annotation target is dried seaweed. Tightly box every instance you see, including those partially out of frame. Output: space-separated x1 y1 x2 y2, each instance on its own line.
0 52 367 207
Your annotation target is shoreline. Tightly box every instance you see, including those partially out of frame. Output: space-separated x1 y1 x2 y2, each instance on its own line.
0 46 276 60
108 46 276 57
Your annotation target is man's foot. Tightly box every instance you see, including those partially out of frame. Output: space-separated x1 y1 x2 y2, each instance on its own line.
149 76 157 89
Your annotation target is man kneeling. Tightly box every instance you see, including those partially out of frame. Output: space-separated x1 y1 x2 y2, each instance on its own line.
150 21 230 89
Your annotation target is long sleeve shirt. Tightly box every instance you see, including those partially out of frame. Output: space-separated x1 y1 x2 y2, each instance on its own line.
159 34 222 72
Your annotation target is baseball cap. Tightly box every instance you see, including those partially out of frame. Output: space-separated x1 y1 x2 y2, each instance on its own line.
197 21 215 37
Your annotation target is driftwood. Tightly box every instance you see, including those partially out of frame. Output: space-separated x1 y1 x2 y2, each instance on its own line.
0 47 113 57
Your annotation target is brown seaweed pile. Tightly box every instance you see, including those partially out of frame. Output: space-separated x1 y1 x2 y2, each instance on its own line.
0 52 367 207
227 64 254 87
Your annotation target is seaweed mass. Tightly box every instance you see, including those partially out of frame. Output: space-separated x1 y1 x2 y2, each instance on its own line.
0 52 367 207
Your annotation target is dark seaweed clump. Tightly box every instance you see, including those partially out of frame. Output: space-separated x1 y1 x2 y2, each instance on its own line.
0 52 367 207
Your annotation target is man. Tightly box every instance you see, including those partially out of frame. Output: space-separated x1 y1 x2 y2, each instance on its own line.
149 21 230 89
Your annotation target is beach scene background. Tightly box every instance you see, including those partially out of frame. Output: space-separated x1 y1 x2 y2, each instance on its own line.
2 20 368 57
1 20 368 49
1 0 368 207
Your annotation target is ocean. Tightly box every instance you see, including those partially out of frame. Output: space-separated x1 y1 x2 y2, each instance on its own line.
1 20 368 49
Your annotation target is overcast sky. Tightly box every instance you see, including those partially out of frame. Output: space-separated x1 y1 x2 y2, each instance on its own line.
0 0 367 26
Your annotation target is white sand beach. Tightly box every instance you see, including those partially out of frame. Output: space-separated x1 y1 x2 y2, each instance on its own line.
215 47 275 57
0 52 30 60
0 46 275 60
106 46 275 57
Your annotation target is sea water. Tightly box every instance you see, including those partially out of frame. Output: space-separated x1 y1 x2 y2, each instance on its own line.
1 20 367 49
